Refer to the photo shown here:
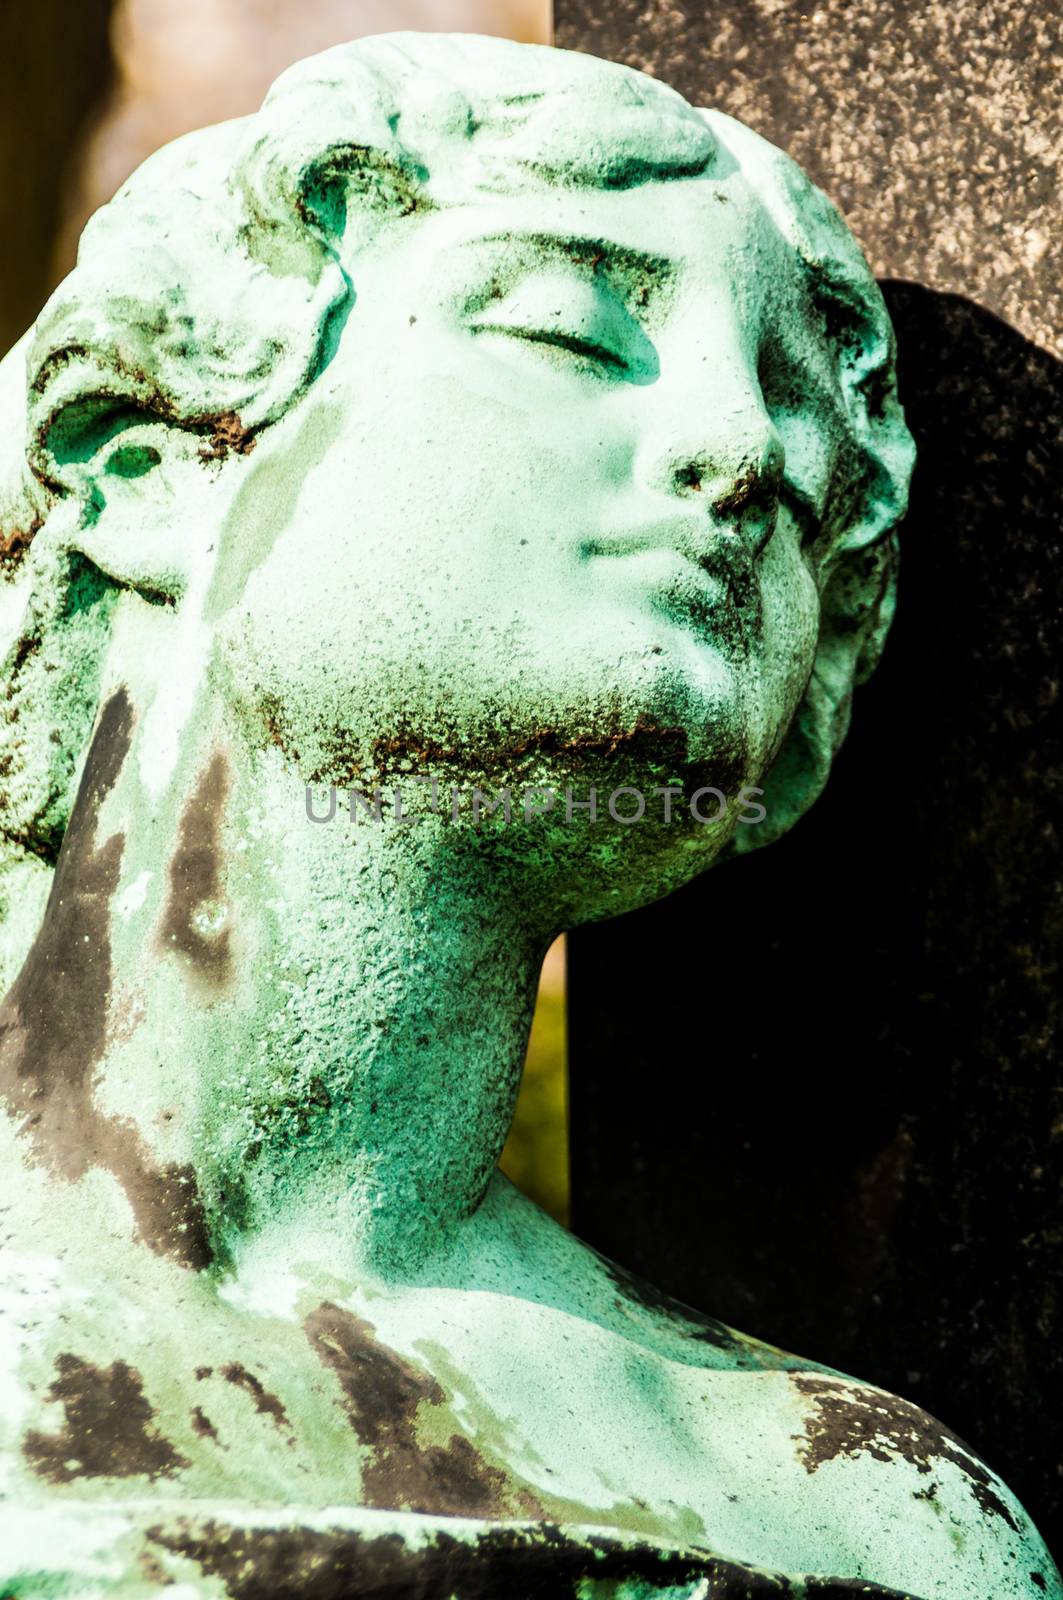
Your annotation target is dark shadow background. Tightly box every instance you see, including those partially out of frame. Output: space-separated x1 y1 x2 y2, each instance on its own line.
570 284 1063 1552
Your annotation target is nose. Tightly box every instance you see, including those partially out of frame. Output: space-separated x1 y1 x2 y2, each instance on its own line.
668 430 784 515
632 348 785 556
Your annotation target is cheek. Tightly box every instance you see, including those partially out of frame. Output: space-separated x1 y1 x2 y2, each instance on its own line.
357 319 623 530
752 526 822 753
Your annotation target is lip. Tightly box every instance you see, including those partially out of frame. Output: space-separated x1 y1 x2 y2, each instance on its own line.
577 517 762 642
579 520 752 586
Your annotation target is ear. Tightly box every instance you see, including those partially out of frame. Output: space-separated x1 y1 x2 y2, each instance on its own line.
37 398 241 607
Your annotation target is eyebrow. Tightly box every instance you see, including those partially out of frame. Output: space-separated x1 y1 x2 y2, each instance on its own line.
453 230 676 299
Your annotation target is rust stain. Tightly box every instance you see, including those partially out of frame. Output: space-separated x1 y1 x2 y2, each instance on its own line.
26 347 256 493
365 716 694 785
196 409 257 463
0 688 214 1269
304 1302 542 1520
791 1374 1019 1532
158 749 233 988
23 1352 188 1483
147 1516 923 1599
218 1362 292 1433
0 510 44 570
278 710 748 810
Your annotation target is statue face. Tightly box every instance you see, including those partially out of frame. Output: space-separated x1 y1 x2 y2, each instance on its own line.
1 36 912 956
207 170 828 905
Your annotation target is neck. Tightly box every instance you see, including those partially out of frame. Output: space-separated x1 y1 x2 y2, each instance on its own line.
0 673 550 1281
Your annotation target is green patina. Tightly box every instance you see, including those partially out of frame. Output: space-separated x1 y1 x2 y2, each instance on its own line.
0 28 1054 1600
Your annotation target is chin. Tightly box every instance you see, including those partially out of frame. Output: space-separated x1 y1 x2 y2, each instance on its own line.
464 724 752 932
550 807 735 931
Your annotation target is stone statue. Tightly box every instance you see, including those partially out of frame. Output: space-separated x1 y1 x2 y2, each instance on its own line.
0 31 1056 1599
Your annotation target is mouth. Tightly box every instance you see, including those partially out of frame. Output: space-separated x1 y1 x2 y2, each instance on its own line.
579 520 757 636
579 518 755 583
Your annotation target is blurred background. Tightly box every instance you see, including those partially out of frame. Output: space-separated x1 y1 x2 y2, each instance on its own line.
0 0 568 1224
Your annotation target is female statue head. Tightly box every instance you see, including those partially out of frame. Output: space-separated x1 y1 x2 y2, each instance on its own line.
0 29 913 983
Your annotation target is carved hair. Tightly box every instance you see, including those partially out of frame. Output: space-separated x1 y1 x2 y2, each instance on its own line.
0 32 913 977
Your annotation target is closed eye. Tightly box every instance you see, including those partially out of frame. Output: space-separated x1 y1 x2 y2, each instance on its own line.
470 322 631 374
463 269 659 385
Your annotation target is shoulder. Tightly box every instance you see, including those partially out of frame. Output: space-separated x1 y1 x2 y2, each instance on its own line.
580 1248 1059 1600
585 1243 819 1372
783 1371 1061 1600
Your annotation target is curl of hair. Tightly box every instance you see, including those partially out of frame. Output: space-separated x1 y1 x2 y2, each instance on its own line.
700 110 914 853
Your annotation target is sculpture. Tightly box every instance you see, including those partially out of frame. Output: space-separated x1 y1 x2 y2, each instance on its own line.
0 30 1056 1598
